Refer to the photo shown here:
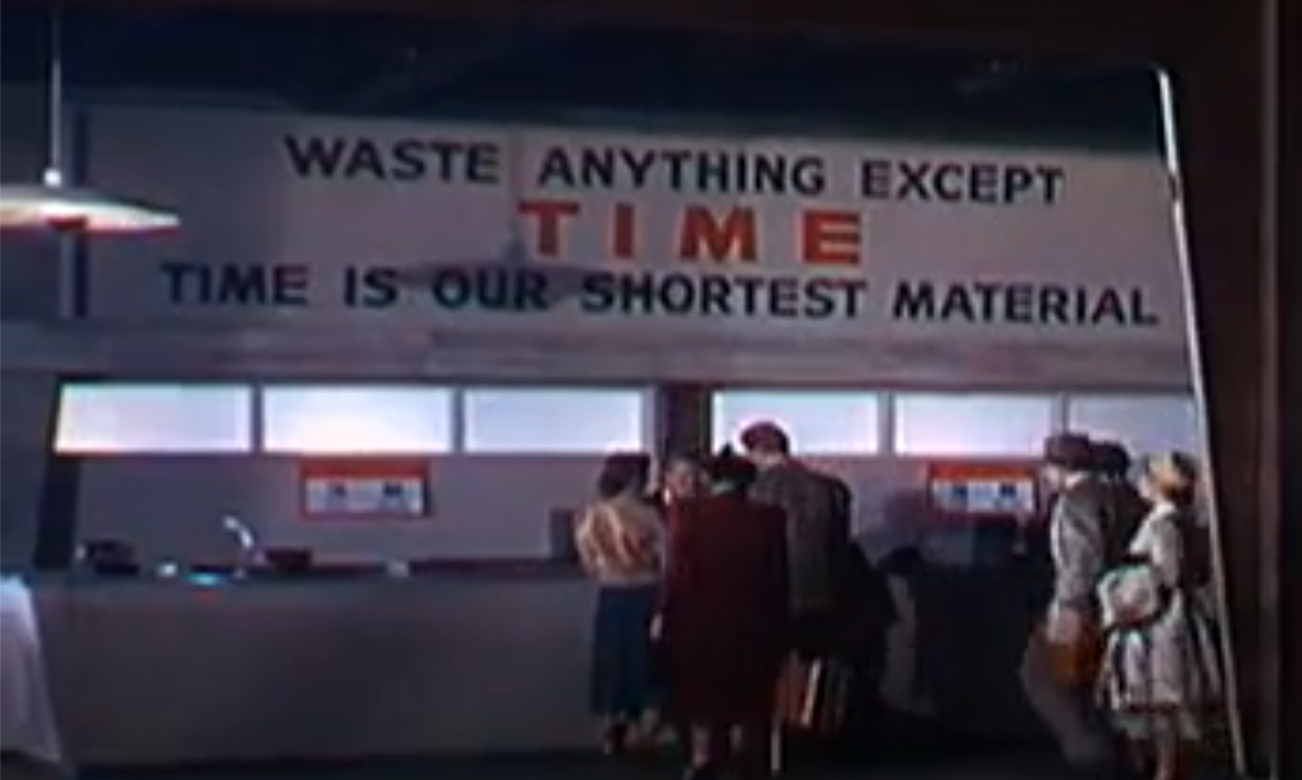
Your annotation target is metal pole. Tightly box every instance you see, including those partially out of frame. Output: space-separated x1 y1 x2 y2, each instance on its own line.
43 4 66 185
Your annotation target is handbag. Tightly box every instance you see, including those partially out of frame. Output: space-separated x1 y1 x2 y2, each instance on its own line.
1045 627 1103 688
775 656 852 734
1098 561 1167 631
1042 606 1104 689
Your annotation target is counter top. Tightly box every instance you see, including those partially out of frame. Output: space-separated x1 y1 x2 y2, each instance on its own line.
31 560 597 764
21 558 587 588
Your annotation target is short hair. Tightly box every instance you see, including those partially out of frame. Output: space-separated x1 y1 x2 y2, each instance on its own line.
595 452 652 499
739 421 791 455
1042 432 1095 472
1092 440 1133 477
1143 451 1200 508
704 449 758 493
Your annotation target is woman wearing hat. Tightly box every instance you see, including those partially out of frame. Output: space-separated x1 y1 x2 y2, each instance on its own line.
657 450 790 779
1095 452 1223 780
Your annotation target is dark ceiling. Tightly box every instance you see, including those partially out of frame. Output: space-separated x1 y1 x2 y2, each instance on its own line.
0 5 1163 148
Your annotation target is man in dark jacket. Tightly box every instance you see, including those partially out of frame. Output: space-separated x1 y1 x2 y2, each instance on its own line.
740 421 852 657
1091 439 1150 568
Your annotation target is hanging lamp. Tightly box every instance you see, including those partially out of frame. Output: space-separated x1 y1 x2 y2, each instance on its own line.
0 7 180 234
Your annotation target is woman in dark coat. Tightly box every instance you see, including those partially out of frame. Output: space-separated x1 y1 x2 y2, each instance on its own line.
658 451 790 779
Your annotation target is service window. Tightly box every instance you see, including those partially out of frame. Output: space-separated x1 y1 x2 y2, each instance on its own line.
711 389 881 455
55 382 254 454
461 387 650 454
261 385 454 454
893 393 1055 457
1066 395 1201 458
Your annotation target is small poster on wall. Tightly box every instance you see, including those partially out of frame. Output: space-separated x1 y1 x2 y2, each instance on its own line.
299 459 431 521
925 462 1039 519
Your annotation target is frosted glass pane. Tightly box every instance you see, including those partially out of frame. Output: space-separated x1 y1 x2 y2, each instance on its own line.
463 388 648 454
712 390 880 454
262 386 452 454
55 383 252 454
1067 395 1201 458
894 394 1054 456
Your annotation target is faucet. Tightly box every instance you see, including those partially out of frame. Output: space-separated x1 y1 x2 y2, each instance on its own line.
221 515 261 571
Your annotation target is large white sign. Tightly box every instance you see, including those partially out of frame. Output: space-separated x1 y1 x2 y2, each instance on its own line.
79 106 1188 359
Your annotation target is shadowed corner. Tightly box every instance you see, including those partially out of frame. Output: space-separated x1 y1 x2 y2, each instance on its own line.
0 753 66 780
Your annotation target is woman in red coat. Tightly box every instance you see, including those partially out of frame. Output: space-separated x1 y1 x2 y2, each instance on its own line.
658 451 790 780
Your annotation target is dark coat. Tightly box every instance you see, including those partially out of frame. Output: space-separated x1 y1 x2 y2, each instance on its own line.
1103 478 1149 564
661 493 791 725
750 461 849 613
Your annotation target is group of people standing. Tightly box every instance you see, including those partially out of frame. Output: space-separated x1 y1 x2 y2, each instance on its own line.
573 422 862 780
573 422 1225 780
1024 433 1223 780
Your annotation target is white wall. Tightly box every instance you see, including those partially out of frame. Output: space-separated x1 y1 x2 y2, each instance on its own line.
75 456 610 564
69 455 976 566
40 386 1203 568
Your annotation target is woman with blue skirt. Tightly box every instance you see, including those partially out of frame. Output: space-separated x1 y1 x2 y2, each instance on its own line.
575 452 665 756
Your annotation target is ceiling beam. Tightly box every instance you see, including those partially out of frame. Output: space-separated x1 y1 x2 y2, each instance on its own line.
347 27 572 110
43 0 1185 58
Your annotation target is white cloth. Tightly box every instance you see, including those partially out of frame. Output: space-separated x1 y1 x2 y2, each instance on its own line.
1097 554 1167 638
0 578 64 764
1095 505 1222 738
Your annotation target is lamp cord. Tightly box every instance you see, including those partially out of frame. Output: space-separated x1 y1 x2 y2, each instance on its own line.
44 4 65 186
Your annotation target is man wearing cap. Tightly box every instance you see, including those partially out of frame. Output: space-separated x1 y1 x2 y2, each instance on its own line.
740 421 852 657
1021 432 1118 774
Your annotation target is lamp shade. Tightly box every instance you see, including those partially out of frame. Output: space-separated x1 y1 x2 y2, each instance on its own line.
0 183 180 234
